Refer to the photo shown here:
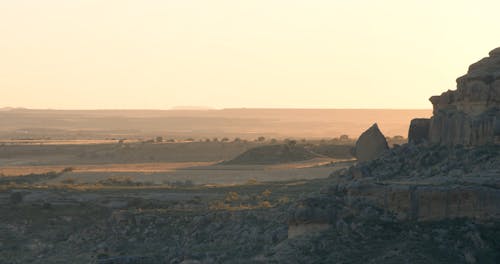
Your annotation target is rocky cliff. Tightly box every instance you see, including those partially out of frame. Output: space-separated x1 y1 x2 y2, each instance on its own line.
410 47 500 146
332 143 500 219
282 143 500 262
282 49 500 263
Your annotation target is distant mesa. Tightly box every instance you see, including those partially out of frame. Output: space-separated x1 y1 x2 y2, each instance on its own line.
409 47 500 146
354 123 389 162
222 144 320 165
0 107 26 111
170 106 215 110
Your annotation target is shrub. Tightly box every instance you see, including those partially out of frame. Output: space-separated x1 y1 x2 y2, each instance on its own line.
258 201 272 208
62 167 74 173
262 189 272 198
246 178 259 185
225 191 239 202
61 178 76 184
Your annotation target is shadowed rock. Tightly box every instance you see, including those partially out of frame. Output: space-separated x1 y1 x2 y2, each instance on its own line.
354 123 389 162
408 118 430 144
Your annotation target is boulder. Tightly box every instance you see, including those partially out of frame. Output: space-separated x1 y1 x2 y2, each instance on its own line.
354 123 389 162
408 118 430 144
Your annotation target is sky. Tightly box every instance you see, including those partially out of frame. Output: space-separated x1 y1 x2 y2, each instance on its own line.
0 0 499 110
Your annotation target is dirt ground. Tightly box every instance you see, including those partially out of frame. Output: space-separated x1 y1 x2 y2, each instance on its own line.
0 141 353 186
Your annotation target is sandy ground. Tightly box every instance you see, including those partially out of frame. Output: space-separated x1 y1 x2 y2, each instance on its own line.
0 162 215 176
0 158 352 186
0 141 354 186
57 166 342 185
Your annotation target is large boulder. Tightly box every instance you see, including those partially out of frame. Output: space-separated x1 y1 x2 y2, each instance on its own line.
408 118 430 144
427 47 500 146
354 123 389 162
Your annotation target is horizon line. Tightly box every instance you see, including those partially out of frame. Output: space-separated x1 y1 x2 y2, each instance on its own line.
0 106 433 111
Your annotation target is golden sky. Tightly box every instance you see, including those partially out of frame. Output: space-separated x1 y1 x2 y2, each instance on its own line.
0 0 499 109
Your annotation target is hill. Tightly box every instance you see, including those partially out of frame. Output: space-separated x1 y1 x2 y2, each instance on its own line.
223 144 321 165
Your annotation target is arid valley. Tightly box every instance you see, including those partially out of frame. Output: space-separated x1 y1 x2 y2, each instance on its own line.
1 1 500 263
1 101 499 263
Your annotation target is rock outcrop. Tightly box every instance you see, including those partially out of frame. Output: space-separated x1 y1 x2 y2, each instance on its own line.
279 47 500 264
409 47 500 146
354 124 389 162
329 144 500 221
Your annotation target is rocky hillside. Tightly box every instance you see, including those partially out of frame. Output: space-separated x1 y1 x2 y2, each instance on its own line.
282 47 500 263
330 144 500 221
280 142 500 263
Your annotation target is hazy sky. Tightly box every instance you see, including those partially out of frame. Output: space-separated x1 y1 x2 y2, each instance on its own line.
1 0 499 109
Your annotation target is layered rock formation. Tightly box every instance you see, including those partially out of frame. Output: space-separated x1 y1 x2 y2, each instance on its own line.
409 47 500 146
327 144 500 221
354 123 389 162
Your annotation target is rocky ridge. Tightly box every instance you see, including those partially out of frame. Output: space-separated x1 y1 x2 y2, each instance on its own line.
410 47 500 146
330 144 500 221
283 47 500 263
282 143 500 263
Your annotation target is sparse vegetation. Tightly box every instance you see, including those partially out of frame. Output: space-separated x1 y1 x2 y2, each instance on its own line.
0 128 496 263
61 178 76 184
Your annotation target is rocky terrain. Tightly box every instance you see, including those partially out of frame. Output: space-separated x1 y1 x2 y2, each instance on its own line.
283 48 500 263
2 140 498 263
331 143 500 220
0 178 321 263
280 141 500 262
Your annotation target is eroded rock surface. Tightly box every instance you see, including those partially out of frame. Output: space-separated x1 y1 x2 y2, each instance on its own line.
327 144 500 222
422 47 500 146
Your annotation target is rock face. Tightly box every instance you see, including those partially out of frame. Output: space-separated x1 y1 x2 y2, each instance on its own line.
354 123 389 162
343 183 500 221
329 144 500 221
414 47 500 146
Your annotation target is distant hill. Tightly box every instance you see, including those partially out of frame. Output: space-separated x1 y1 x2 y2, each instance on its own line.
170 106 215 110
223 144 320 165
